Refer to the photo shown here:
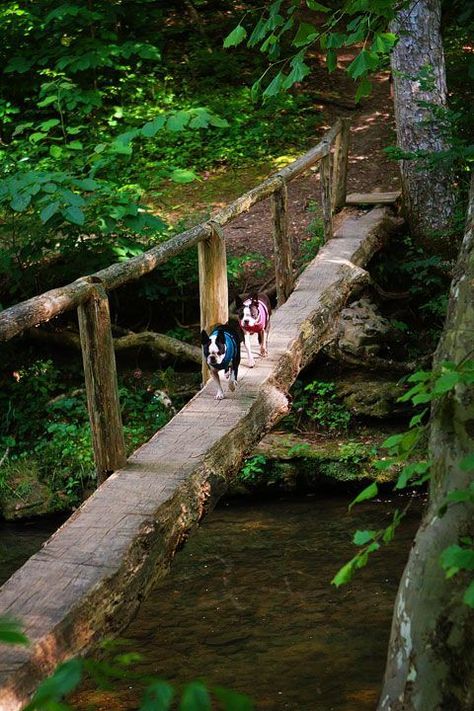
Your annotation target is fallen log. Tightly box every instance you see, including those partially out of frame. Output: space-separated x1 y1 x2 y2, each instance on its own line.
25 327 202 364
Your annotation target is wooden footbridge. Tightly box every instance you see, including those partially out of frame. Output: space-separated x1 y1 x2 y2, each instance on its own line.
0 119 400 709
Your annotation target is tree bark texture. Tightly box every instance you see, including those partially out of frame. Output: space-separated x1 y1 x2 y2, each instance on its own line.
379 178 474 710
271 183 293 306
319 153 333 242
390 0 456 246
78 285 126 484
198 223 229 383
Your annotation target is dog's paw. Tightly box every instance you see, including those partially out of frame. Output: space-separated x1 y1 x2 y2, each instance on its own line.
260 349 268 357
228 381 236 392
215 391 225 400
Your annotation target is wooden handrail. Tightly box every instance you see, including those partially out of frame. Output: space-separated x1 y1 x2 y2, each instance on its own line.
0 118 350 484
0 119 345 343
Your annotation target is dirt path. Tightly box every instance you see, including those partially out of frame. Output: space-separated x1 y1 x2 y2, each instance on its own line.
223 57 399 268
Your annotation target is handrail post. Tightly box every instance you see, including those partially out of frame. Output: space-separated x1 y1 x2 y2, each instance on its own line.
78 279 126 485
320 153 333 242
198 222 228 384
332 118 351 211
272 179 293 307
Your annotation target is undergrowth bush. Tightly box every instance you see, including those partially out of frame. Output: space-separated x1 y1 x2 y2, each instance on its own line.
0 357 173 508
285 379 351 433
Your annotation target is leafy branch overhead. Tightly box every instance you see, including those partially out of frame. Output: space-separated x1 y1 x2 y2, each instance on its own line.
223 0 399 102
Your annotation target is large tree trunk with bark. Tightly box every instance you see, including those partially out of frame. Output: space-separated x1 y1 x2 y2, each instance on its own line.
390 0 456 247
378 178 474 710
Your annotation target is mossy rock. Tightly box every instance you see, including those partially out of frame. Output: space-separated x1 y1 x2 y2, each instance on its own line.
335 377 408 419
231 432 397 495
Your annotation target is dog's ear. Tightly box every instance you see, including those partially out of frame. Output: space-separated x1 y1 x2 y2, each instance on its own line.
235 295 243 310
251 293 259 305
201 329 210 345
215 329 226 347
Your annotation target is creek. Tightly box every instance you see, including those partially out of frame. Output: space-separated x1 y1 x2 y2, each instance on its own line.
1 494 421 710
63 493 421 711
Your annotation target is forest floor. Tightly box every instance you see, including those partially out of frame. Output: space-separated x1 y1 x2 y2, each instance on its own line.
155 49 401 274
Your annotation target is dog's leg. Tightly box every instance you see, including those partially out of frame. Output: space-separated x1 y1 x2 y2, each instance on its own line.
228 366 236 391
259 329 268 357
244 332 255 367
210 369 224 400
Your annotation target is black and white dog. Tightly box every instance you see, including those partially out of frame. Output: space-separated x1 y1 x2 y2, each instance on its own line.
235 293 272 368
201 323 242 400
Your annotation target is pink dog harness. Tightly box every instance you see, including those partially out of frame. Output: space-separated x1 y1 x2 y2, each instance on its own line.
240 299 269 334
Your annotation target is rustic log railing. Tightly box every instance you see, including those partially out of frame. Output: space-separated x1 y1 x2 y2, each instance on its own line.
0 118 350 484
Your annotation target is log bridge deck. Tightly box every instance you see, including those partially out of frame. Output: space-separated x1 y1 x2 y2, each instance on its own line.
0 120 400 709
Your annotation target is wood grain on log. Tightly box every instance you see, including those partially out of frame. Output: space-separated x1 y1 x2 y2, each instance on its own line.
78 284 126 483
271 182 293 307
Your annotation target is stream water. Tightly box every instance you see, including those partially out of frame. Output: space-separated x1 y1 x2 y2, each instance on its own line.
1 494 422 710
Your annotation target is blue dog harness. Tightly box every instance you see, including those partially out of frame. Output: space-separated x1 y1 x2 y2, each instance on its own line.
210 330 238 371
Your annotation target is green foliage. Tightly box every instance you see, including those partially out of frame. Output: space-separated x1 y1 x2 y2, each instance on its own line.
1 617 254 710
298 201 325 266
286 379 351 433
239 455 268 484
224 0 399 101
331 359 474 605
0 357 172 507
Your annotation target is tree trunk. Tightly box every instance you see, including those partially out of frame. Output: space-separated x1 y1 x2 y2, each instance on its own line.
378 178 474 710
390 0 456 247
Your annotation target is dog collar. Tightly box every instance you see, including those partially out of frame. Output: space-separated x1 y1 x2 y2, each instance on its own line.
210 330 237 371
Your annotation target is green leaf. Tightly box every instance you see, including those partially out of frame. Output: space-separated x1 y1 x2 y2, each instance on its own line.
49 145 63 159
282 55 310 89
306 0 330 11
223 25 247 48
353 530 376 545
293 22 318 48
179 682 211 711
396 461 430 490
63 206 85 226
39 119 60 131
25 659 83 708
262 71 284 99
40 201 60 224
140 680 174 711
331 559 356 587
349 482 378 510
0 618 29 646
326 48 337 73
10 193 31 212
170 169 199 184
29 132 48 144
141 116 167 138
440 545 474 576
167 111 190 132
433 371 460 394
372 32 397 54
460 454 474 472
347 49 379 80
355 78 372 103
248 18 271 48
463 580 474 608
68 141 84 151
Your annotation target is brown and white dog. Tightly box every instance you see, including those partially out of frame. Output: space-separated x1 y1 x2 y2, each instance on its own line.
235 293 271 368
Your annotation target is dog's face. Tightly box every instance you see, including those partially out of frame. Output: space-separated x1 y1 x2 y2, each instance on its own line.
236 295 259 329
201 329 226 368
